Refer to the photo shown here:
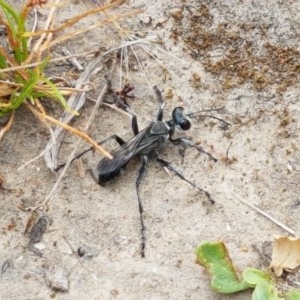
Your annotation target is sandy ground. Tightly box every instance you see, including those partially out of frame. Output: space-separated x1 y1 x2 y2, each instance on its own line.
1 0 300 299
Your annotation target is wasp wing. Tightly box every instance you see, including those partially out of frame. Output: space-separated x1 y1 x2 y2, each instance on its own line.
97 122 159 175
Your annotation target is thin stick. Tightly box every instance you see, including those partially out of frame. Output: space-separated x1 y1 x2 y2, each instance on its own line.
43 61 116 206
232 193 296 236
28 7 38 48
42 84 109 207
61 47 84 71
102 102 132 118
26 0 59 63
152 42 187 65
0 49 99 73
226 141 233 162
0 37 155 75
26 104 112 159
139 44 181 81
119 38 124 88
129 44 151 88
18 140 55 171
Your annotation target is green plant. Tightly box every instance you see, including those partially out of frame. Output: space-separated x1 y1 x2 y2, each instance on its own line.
0 0 131 156
0 0 70 117
196 241 300 300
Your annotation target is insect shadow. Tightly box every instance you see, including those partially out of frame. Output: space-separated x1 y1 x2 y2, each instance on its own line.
57 86 229 257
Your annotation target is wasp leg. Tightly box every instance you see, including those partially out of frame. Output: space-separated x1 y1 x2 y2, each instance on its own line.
170 137 218 163
135 155 148 257
130 86 164 136
156 156 215 204
55 134 126 171
96 134 126 147
153 86 165 121
131 115 139 136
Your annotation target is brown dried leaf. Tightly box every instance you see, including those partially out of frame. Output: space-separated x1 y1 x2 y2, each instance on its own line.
270 236 300 276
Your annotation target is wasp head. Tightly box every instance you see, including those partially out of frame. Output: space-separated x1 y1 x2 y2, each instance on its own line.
172 107 191 130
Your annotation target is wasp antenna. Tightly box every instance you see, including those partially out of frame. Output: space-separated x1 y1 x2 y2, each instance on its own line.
187 107 230 128
187 106 225 117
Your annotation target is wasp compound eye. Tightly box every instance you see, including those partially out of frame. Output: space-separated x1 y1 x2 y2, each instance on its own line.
179 119 191 130
172 107 191 130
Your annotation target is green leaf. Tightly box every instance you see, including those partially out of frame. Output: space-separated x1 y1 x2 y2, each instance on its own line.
196 242 251 294
252 281 283 300
285 290 300 300
243 268 272 286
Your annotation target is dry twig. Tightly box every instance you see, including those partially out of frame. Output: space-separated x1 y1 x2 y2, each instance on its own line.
233 193 296 236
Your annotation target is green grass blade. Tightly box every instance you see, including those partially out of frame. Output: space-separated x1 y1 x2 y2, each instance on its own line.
0 0 28 62
0 0 19 23
41 77 78 115
0 53 7 68
0 71 39 117
0 0 23 62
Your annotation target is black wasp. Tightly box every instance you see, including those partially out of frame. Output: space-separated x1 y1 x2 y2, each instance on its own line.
60 86 228 257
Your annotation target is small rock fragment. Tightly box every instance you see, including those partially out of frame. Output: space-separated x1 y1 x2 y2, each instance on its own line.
1 259 14 275
45 264 69 292
29 216 52 244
